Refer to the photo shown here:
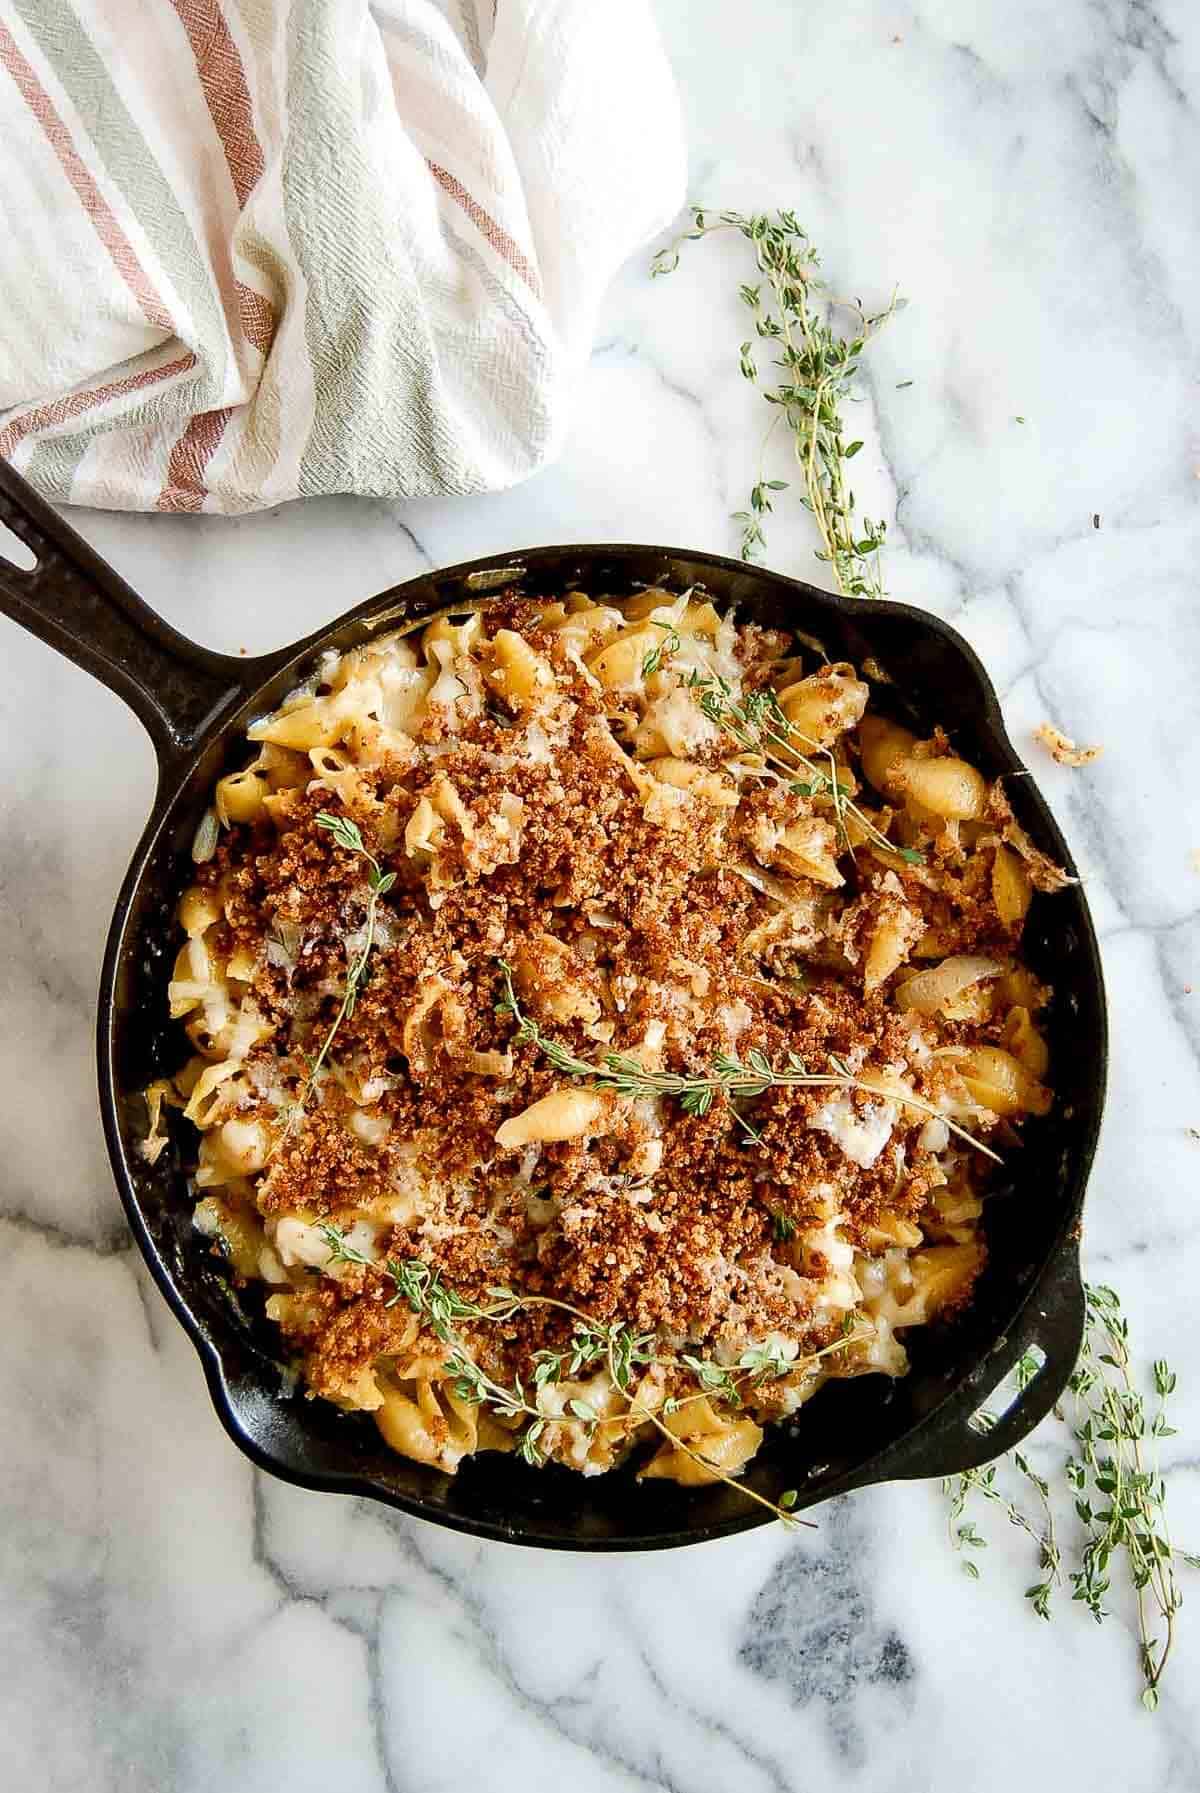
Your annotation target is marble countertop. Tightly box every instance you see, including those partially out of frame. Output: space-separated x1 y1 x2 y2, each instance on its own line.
4 1 1200 1787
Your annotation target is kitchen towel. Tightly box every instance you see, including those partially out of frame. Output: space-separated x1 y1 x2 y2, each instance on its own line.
0 0 685 512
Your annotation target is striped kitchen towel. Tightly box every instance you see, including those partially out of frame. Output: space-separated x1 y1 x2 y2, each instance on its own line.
0 0 685 512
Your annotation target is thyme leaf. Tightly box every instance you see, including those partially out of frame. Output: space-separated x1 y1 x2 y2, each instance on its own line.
641 625 682 679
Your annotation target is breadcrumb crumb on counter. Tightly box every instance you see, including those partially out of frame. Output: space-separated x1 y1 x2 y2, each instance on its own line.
1035 723 1103 768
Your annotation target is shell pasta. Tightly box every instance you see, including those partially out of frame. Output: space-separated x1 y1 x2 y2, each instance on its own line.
149 588 1061 1491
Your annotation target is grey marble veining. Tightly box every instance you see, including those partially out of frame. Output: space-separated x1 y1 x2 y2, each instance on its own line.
3 2 1200 1786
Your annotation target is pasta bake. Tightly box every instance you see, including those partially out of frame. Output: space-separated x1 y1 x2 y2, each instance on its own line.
148 588 1063 1501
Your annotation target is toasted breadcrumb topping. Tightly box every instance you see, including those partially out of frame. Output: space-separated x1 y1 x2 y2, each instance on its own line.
161 590 1059 1483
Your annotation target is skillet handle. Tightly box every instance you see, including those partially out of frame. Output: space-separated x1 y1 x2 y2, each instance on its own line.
851 1246 1086 1488
0 460 252 767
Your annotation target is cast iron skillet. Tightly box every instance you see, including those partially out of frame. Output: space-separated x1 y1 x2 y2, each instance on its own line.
0 460 1105 1550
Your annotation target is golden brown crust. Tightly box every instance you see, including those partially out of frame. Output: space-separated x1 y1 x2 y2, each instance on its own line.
169 595 1061 1469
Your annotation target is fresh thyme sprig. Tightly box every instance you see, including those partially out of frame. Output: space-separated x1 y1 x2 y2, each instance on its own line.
1068 1286 1198 1708
651 208 900 590
684 670 924 868
945 1288 1198 1709
495 963 996 1162
316 1224 858 1524
276 812 396 1141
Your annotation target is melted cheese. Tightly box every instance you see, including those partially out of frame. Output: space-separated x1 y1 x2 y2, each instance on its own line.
809 1095 897 1168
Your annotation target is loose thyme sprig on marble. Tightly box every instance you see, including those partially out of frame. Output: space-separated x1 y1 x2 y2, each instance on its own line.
651 207 900 589
945 1288 1198 1710
315 1224 863 1525
494 962 998 1161
275 811 396 1142
1069 1287 1197 1708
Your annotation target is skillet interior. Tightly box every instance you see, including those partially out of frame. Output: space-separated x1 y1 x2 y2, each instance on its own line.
104 545 1105 1548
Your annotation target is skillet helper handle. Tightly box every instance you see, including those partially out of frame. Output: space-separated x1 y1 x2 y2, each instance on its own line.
0 460 249 765
888 1246 1086 1483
